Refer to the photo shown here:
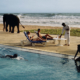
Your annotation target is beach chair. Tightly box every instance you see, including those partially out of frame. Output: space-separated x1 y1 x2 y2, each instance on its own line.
21 39 31 46
21 32 47 46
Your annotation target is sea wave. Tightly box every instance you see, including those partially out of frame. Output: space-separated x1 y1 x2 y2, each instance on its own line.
0 13 80 27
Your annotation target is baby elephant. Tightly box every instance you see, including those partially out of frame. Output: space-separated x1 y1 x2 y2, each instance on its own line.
3 14 20 33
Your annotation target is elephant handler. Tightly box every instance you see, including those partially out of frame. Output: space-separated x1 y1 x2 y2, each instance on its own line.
59 23 70 46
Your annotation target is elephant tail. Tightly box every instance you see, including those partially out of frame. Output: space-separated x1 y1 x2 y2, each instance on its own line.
20 22 25 28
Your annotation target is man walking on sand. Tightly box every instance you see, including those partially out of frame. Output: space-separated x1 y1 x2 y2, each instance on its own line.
59 23 70 46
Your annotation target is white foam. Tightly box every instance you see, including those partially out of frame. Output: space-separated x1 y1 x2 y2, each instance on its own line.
15 56 24 60
1 13 80 27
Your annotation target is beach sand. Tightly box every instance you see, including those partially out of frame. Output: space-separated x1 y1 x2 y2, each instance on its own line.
0 24 80 57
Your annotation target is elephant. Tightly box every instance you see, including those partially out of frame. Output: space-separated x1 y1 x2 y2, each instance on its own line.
3 14 24 33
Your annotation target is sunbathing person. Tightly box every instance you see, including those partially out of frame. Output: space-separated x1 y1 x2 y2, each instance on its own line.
27 31 46 41
37 29 53 40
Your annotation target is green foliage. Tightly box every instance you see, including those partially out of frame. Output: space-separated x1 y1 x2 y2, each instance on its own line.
70 29 80 37
22 28 80 37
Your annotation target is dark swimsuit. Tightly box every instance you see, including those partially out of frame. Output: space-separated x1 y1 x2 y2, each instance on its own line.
37 33 46 39
30 37 33 41
42 36 46 39
31 39 33 41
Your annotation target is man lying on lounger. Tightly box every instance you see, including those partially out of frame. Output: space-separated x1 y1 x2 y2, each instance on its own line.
27 31 46 41
37 29 53 40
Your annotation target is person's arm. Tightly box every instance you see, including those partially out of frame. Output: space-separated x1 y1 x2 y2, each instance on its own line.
38 33 42 38
59 34 62 38
31 35 35 38
28 35 33 40
59 27 64 38
5 55 13 58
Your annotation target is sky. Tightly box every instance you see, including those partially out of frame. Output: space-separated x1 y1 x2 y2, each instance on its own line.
0 0 80 13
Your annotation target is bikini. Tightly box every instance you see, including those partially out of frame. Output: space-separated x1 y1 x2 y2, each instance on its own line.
30 37 33 41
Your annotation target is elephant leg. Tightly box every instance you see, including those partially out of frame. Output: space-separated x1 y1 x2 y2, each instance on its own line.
11 26 14 33
17 24 20 33
9 25 11 32
6 23 8 32
3 22 6 31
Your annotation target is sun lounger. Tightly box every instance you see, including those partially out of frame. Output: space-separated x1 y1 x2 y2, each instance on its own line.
21 32 47 46
21 39 31 46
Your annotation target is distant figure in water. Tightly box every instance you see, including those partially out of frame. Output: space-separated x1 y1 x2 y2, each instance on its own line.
5 54 18 58
0 53 28 61
0 54 18 58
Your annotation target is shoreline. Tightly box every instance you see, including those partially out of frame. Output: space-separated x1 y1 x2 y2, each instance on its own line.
0 24 80 31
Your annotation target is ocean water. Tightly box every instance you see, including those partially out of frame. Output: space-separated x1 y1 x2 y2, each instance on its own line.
0 13 80 27
0 45 80 80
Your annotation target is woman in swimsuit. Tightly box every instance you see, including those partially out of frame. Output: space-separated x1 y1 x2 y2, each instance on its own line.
27 31 46 41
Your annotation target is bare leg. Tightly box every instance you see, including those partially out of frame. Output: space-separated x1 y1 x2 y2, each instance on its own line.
45 34 53 39
32 37 46 41
64 40 67 45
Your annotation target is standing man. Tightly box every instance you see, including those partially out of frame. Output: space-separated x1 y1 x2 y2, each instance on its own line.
59 23 70 46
